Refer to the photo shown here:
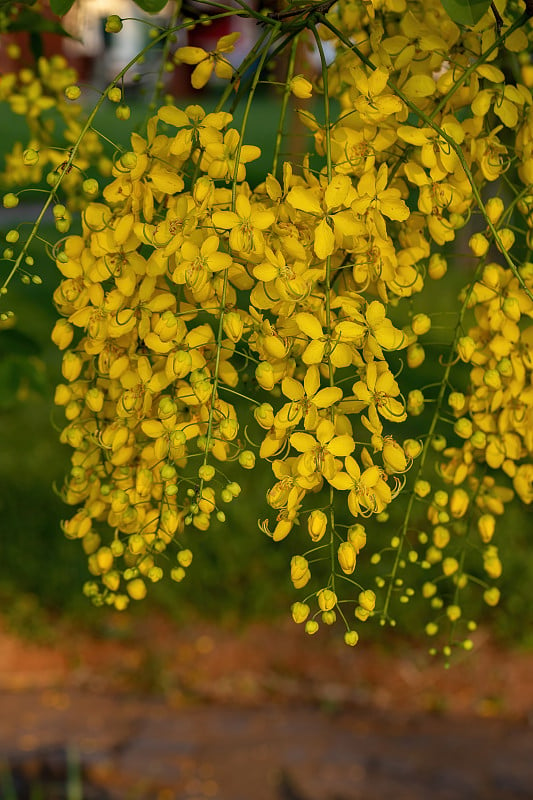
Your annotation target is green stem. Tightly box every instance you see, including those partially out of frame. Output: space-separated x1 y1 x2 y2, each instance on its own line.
272 34 300 177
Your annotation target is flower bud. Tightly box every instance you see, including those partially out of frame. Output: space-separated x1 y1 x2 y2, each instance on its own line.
433 525 450 548
450 488 469 518
344 630 359 646
62 351 83 381
442 557 459 576
290 75 313 99
428 254 447 280
477 513 495 543
254 402 274 429
307 509 327 542
116 104 131 120
502 297 520 322
485 197 504 224
347 524 366 552
51 319 74 350
407 389 424 416
95 546 114 573
422 582 437 598
105 15 123 33
382 438 407 473
23 148 39 166
469 232 489 257
291 602 310 624
483 587 500 606
483 545 502 579
483 368 501 390
403 438 422 459
411 313 431 336
317 588 337 612
85 387 104 413
83 178 99 197
496 228 515 253
446 604 461 621
407 343 425 368
415 479 431 498
305 620 319 635
290 555 309 586
255 361 275 390
358 589 376 612
238 449 255 469
448 391 466 412
127 578 147 600
171 567 186 582
177 549 193 567
3 193 19 208
223 311 244 342
337 541 357 574
457 336 476 362
454 418 473 439
64 85 81 100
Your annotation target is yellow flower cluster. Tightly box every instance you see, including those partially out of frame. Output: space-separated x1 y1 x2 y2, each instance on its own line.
48 0 533 648
0 52 106 207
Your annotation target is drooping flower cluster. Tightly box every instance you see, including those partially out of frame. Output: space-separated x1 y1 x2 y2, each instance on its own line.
44 0 533 650
0 51 107 209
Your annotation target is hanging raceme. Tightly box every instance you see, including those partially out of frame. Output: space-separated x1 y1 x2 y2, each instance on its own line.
1 0 531 659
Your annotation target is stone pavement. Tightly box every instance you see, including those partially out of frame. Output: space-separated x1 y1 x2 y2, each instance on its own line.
1 689 533 800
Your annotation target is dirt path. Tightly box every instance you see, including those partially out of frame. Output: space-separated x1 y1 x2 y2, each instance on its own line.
3 691 533 800
1 614 533 799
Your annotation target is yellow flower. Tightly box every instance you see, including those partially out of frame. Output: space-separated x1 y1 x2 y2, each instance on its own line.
290 418 355 481
275 365 343 431
329 455 391 517
351 360 406 428
351 163 410 239
174 33 240 89
201 129 260 183
212 193 274 254
171 234 232 289
350 65 404 123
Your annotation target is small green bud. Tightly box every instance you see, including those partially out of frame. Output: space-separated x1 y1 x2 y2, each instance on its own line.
65 85 81 100
105 15 123 33
107 86 122 103
116 104 131 120
23 148 39 165
3 193 19 208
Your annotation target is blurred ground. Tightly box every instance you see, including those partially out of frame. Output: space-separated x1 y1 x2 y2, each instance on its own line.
1 613 533 799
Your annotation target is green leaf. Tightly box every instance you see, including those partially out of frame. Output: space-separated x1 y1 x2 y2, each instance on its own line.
49 0 76 14
0 359 23 409
440 0 492 26
8 8 73 37
0 329 41 359
133 0 168 12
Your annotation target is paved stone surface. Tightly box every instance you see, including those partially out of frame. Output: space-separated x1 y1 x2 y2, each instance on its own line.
1 690 533 799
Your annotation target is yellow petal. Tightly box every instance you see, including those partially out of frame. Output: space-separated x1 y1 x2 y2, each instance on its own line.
157 105 189 127
313 386 343 408
175 46 207 65
286 186 322 215
295 312 323 340
328 435 355 457
290 432 316 452
314 219 335 260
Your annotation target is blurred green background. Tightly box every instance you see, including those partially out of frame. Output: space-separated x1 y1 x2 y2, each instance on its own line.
0 88 532 648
